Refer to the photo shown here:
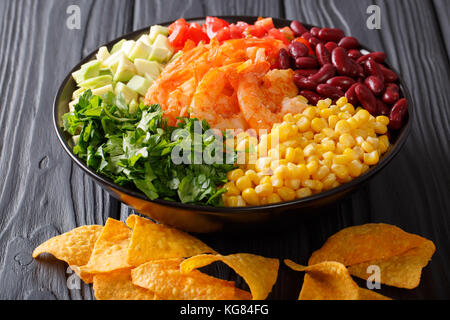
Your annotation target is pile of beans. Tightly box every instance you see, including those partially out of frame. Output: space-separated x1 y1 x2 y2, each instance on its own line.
277 20 408 130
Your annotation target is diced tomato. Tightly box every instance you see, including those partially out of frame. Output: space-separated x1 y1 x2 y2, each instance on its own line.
168 18 187 34
215 27 231 41
246 25 267 38
295 37 315 55
186 23 209 44
205 16 230 39
229 23 245 39
280 26 295 41
182 39 196 52
255 17 275 32
267 28 289 44
168 22 188 51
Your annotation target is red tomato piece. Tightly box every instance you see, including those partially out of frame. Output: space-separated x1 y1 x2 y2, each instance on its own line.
255 17 275 31
205 16 230 39
186 23 209 44
246 25 267 37
168 18 187 34
229 23 245 39
267 28 289 44
215 27 231 41
168 22 188 51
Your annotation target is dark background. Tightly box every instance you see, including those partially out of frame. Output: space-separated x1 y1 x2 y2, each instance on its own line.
0 0 449 300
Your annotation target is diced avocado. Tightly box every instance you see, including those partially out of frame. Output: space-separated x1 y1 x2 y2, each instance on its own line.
104 51 125 74
96 46 110 62
128 41 152 61
115 82 138 104
72 87 86 100
128 99 138 114
72 60 102 84
149 25 169 43
110 39 126 54
149 46 172 63
113 55 137 82
137 34 152 47
126 75 152 96
134 59 161 80
69 99 79 112
79 75 113 89
121 40 136 57
92 84 114 96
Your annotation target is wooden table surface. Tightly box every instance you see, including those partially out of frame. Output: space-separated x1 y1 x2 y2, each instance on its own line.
0 0 449 300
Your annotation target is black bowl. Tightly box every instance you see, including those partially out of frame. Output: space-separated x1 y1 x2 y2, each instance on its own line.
54 16 412 233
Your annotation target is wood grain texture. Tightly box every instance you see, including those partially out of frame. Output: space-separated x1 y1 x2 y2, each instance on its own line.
0 0 449 300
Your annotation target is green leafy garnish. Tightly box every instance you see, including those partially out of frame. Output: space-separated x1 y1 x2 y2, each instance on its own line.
63 90 236 206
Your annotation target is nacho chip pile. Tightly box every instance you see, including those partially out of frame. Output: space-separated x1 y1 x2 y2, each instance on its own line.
33 215 279 300
285 223 436 300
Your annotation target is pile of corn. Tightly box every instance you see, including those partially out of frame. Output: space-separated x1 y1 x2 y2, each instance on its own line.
223 96 390 207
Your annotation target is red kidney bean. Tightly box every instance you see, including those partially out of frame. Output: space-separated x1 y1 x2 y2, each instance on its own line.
356 52 387 64
308 63 336 84
293 74 317 90
289 41 309 58
364 76 384 96
310 27 320 37
316 84 344 100
345 83 359 105
325 41 338 52
389 98 408 129
300 90 323 105
278 48 291 69
308 36 321 49
332 47 364 78
338 36 359 49
290 20 309 37
315 43 331 66
295 69 319 76
348 49 363 60
355 83 377 114
382 83 400 105
301 32 312 40
378 64 398 82
318 28 345 42
326 76 355 91
295 56 318 69
364 58 384 82
376 99 390 116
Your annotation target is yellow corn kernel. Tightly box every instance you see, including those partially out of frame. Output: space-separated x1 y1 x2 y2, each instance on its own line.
259 176 272 185
267 193 282 204
227 195 246 207
320 108 333 118
361 164 370 174
274 165 288 179
317 99 329 109
329 105 340 114
322 173 337 189
255 183 273 197
354 109 370 124
302 179 323 191
306 160 319 175
336 96 348 107
297 164 309 180
296 116 311 132
306 155 320 163
285 147 296 163
376 115 390 126
378 135 390 153
338 112 351 120
297 95 309 104
364 150 379 165
335 120 351 134
333 154 351 165
361 141 375 153
303 131 314 140
331 181 341 188
245 169 260 185
271 175 284 188
303 107 317 119
321 139 336 152
294 147 305 164
339 133 356 148
277 187 296 201
340 103 355 114
236 175 252 191
283 113 295 123
303 143 316 157
331 164 349 180
270 159 287 171
227 168 244 181
313 165 330 180
328 115 339 129
335 142 346 154
286 162 300 178
343 148 359 161
311 117 327 132
346 117 359 130
314 133 326 144
242 188 259 206
260 196 269 205
374 122 388 134
366 137 379 149
322 151 334 162
285 178 301 190
348 159 363 177
223 182 240 196
352 146 364 160
296 187 312 198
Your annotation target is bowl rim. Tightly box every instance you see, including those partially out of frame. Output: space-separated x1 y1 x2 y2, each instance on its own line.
53 15 412 216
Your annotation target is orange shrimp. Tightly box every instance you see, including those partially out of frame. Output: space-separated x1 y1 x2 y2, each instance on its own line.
237 61 305 130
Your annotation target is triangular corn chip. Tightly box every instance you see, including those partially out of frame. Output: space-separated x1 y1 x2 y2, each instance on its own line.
180 253 279 300
126 215 216 266
308 224 435 289
131 258 251 300
32 225 103 283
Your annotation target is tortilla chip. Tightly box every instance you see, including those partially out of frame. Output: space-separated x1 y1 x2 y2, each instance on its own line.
32 225 103 283
180 253 279 300
308 224 435 289
80 218 132 274
93 269 158 300
285 260 391 300
126 215 216 266
131 258 250 300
